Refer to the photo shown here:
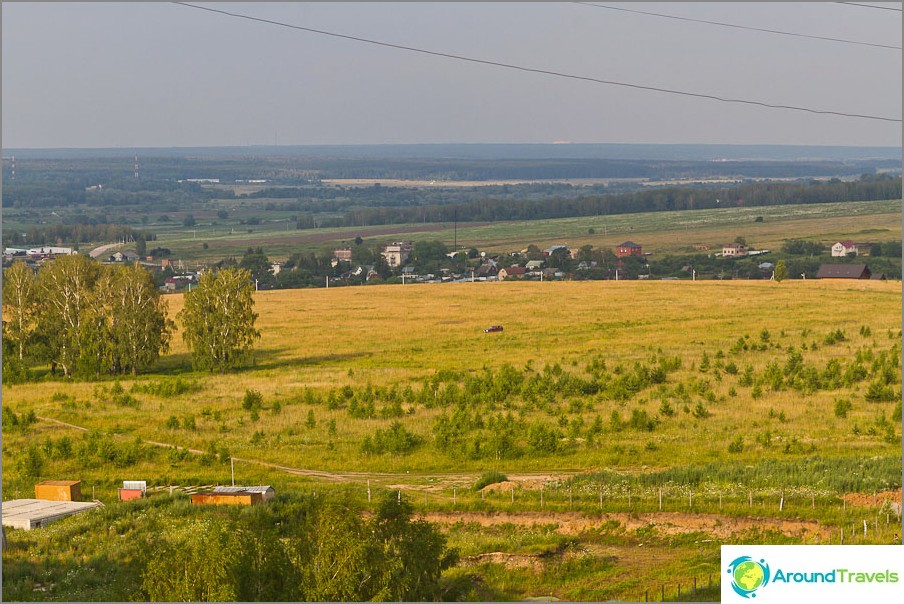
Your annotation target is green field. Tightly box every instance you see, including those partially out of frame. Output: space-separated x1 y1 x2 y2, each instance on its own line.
143 198 900 262
3 278 901 601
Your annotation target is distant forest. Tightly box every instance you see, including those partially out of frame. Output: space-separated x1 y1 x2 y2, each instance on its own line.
332 175 901 227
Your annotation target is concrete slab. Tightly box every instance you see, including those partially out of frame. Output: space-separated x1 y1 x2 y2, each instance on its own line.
1 499 101 530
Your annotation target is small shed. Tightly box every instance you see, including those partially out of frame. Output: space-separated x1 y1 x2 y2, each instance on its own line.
35 480 81 502
2 499 101 530
211 485 275 502
190 490 263 506
119 480 147 501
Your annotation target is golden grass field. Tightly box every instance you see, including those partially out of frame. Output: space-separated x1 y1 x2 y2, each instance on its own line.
4 279 900 477
3 279 901 602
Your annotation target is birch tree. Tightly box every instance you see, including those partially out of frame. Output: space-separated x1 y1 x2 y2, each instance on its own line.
179 267 259 373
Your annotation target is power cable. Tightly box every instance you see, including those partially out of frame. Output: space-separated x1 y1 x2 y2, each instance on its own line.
172 2 901 123
574 2 901 51
836 2 903 12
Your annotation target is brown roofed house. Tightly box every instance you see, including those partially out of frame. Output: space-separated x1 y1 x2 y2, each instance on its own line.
815 264 871 280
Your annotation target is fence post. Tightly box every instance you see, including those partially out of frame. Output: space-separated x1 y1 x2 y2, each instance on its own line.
659 487 662 511
599 489 603 510
863 520 867 538
749 491 753 507
694 577 697 594
841 527 844 544
780 491 784 512
398 489 401 504
569 486 572 509
719 493 722 510
661 584 664 601
425 490 428 506
541 487 544 509
689 492 692 508
812 494 815 509
511 487 514 504
677 585 681 599
629 490 632 507
453 487 456 509
367 480 371 503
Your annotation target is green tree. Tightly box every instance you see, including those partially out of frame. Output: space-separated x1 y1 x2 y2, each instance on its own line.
109 264 174 374
37 254 101 377
2 261 39 362
179 267 260 373
369 494 458 601
774 260 788 282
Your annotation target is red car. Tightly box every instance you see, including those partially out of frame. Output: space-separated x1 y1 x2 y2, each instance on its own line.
484 325 504 333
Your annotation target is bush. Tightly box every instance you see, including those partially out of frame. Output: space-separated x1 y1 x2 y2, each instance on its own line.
243 389 263 410
474 471 508 491
728 435 744 453
834 398 853 418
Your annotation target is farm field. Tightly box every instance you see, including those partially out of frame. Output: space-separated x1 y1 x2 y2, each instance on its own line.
2 279 902 601
142 198 901 263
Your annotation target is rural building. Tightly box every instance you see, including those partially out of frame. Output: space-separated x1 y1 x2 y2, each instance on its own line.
380 242 413 268
190 490 263 506
35 480 81 502
815 264 871 280
2 499 102 530
474 263 499 279
721 243 747 257
616 241 643 258
498 266 527 280
212 485 275 502
333 248 353 262
109 250 139 263
525 260 545 271
119 480 147 501
543 245 569 256
831 240 857 257
870 273 887 281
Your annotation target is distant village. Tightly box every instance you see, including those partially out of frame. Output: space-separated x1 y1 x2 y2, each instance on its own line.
2 234 892 292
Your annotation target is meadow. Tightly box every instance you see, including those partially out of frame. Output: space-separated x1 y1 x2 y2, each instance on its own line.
146 198 900 261
2 279 901 600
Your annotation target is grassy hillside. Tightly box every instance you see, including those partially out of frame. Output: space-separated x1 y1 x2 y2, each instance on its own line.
3 279 901 601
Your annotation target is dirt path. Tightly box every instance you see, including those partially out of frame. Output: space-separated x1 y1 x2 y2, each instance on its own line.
420 510 830 540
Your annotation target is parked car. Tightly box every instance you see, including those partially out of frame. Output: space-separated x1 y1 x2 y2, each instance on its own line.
484 325 503 333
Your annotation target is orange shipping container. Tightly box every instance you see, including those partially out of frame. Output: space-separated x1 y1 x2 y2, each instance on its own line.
35 480 81 502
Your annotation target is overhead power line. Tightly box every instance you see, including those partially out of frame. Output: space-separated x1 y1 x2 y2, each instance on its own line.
172 2 901 123
575 2 901 50
836 2 903 12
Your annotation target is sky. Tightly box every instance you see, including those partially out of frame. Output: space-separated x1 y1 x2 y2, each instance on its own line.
2 2 902 149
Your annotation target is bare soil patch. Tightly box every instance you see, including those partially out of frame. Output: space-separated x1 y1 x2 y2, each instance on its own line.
421 510 829 540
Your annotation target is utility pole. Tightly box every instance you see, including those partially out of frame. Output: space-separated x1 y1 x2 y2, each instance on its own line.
231 458 235 486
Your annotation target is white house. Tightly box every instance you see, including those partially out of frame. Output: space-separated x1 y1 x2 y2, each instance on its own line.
831 240 857 257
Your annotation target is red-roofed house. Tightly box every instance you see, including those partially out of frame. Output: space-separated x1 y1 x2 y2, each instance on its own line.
616 241 643 258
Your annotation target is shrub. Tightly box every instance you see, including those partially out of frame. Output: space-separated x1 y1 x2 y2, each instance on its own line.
728 436 744 453
834 398 853 418
243 389 263 410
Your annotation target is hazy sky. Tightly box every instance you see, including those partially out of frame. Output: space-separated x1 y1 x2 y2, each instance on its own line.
2 2 901 149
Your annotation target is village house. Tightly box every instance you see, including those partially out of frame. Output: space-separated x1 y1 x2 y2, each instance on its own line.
722 242 747 257
831 240 872 257
109 250 140 263
615 241 643 258
498 266 527 280
525 260 545 271
380 242 413 268
816 263 871 280
333 247 353 262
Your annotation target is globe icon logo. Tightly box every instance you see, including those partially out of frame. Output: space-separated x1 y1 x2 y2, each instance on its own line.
727 556 770 598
